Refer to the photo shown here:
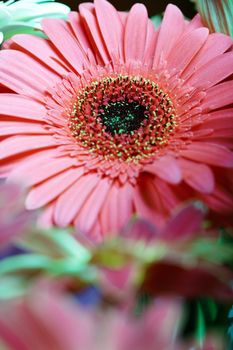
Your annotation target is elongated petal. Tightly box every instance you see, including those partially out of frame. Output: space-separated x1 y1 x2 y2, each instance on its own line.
41 19 87 74
54 174 100 227
124 4 148 62
167 28 209 73
161 203 205 240
182 32 233 79
153 4 185 66
202 81 233 111
94 0 123 60
79 5 109 64
0 136 56 160
188 52 233 88
26 168 83 209
144 156 182 184
179 158 215 193
0 50 58 96
181 142 233 168
11 34 69 75
75 177 111 232
8 155 75 186
0 94 46 121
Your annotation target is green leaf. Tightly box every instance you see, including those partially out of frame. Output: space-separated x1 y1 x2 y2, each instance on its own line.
196 302 206 347
189 238 233 264
0 254 52 274
20 227 91 263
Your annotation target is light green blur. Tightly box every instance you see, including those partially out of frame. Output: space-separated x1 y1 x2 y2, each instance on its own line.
0 0 70 44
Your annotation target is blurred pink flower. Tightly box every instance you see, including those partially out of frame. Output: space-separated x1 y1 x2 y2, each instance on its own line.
0 284 186 350
0 182 34 249
98 203 233 300
0 283 226 350
0 0 233 238
0 202 230 301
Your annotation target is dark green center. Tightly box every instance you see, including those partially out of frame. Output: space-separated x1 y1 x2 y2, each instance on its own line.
98 100 147 135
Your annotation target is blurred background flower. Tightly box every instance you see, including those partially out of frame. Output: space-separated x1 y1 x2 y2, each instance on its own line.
0 283 226 350
0 181 35 250
0 0 70 45
193 0 233 37
0 202 232 310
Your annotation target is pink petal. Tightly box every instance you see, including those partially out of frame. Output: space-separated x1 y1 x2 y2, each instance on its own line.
0 149 54 178
144 156 182 184
0 136 56 160
26 167 83 209
153 4 185 67
100 184 119 233
37 203 55 228
124 4 148 62
79 5 110 64
41 19 87 74
180 142 233 168
0 50 58 96
0 94 46 121
0 318 29 350
160 203 205 240
203 137 233 149
68 12 97 65
54 174 100 227
68 12 90 49
117 183 134 230
119 11 128 26
75 177 111 232
0 121 50 136
11 34 69 75
99 195 112 234
185 14 203 32
94 0 123 61
88 219 102 242
102 266 133 289
203 187 233 213
154 177 180 212
183 32 233 79
28 290 91 349
202 81 233 111
188 51 233 88
122 218 157 242
143 20 158 64
167 28 209 73
133 176 167 224
9 155 75 186
202 109 233 129
179 158 215 193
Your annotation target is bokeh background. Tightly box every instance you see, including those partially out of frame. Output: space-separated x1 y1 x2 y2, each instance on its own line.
65 0 197 18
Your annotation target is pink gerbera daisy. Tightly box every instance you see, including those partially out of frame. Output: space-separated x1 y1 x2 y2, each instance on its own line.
0 0 233 239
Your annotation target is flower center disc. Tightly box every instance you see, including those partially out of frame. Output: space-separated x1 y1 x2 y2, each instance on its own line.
99 100 147 135
68 75 177 163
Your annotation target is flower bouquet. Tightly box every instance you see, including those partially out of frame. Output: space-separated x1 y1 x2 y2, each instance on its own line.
0 0 232 349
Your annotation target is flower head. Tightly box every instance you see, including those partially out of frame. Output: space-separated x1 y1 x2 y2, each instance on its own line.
0 0 70 45
0 0 233 238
